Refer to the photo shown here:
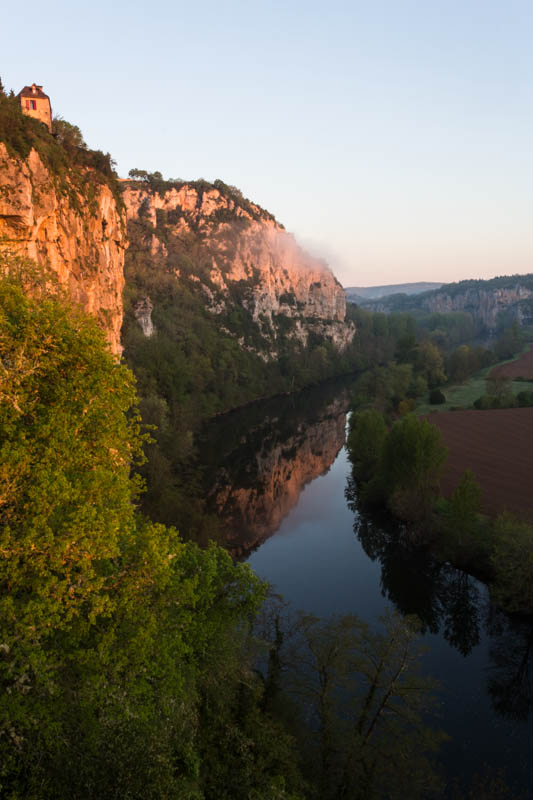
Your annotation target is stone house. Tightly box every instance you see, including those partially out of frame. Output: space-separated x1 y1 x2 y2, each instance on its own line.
17 83 52 132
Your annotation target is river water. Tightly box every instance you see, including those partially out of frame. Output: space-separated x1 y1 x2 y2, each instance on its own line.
196 380 533 794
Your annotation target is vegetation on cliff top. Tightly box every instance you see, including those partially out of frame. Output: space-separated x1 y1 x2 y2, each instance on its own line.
0 79 123 211
126 168 279 223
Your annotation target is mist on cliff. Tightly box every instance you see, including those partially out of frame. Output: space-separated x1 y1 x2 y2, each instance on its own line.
296 235 349 284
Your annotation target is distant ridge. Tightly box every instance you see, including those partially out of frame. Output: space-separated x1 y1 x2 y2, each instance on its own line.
345 281 443 301
346 273 533 332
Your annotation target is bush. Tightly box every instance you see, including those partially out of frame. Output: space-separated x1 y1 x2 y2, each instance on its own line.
429 388 446 405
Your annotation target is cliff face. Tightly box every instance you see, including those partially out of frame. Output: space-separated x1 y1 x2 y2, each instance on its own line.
361 278 533 332
420 285 533 329
123 181 354 353
0 143 127 353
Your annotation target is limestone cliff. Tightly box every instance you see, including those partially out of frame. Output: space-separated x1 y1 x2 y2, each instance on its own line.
0 142 127 353
419 284 533 330
123 179 354 354
357 276 533 332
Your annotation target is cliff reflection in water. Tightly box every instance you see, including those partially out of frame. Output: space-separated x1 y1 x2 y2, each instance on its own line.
196 381 351 557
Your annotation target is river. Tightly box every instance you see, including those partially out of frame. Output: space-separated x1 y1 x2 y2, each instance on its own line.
196 379 533 794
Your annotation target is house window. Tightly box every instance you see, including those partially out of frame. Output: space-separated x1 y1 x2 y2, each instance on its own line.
30 100 37 110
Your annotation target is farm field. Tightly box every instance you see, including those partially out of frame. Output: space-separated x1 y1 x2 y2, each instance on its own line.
427 407 533 518
489 344 533 379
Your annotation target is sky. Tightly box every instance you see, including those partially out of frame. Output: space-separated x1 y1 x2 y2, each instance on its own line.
4 0 533 287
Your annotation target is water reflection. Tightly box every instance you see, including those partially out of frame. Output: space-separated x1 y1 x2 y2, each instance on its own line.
346 474 533 725
197 377 533 735
486 608 533 722
346 479 483 657
197 380 352 556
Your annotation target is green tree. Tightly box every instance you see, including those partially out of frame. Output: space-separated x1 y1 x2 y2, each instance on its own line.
347 409 387 482
414 340 446 389
53 117 87 148
441 470 483 552
0 260 304 799
490 514 533 614
380 416 447 521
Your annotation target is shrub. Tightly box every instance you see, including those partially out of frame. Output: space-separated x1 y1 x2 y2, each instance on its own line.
429 388 446 405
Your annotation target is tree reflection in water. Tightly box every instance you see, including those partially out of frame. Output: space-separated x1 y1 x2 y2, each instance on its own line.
486 608 533 722
345 475 483 657
346 474 533 725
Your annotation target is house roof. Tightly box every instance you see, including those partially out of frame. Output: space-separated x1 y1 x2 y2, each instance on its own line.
17 84 50 102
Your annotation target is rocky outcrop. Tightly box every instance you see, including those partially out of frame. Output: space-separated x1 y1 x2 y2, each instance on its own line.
0 143 127 353
123 181 354 353
133 295 154 337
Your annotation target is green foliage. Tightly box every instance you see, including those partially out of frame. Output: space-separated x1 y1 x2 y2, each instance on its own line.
0 263 309 799
445 344 494 384
494 321 523 360
422 311 477 349
347 410 448 522
0 89 121 211
490 514 533 613
126 169 277 222
414 339 446 388
347 409 388 482
438 470 484 556
350 362 418 415
429 388 446 405
53 116 87 148
381 416 447 521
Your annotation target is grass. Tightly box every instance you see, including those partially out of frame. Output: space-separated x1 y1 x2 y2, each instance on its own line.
416 346 533 415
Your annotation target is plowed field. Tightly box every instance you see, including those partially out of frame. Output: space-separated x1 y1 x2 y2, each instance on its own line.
489 345 533 379
426 408 533 518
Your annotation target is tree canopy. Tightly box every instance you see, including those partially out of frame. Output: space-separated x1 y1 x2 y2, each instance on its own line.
0 260 307 799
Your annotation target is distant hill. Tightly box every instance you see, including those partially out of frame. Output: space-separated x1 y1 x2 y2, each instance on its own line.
345 281 443 302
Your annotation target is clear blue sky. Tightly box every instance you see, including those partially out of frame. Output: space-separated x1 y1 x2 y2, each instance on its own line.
4 0 533 287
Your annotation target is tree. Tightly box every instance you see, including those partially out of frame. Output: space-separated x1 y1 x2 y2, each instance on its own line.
494 322 521 361
490 514 533 614
415 340 446 388
441 470 483 553
53 117 87 148
429 388 446 405
347 409 387 481
0 259 306 799
380 415 447 521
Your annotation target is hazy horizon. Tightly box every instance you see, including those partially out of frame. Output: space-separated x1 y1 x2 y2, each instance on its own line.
4 0 533 287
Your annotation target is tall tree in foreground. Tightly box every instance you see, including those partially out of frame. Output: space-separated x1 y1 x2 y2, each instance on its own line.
0 257 303 799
